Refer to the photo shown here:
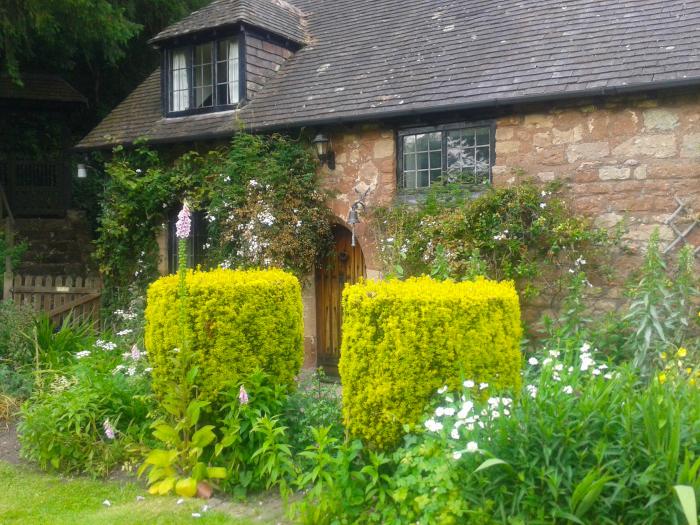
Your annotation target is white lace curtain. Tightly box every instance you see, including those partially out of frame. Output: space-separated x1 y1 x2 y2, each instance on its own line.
227 40 239 104
171 50 189 111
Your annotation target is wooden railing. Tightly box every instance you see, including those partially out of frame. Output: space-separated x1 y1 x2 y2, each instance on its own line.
9 274 102 328
0 159 71 217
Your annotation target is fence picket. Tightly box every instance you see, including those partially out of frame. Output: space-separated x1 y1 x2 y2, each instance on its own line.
7 273 102 328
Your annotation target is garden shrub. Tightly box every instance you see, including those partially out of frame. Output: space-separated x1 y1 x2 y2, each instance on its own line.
145 268 304 403
373 180 612 301
339 276 522 449
18 338 152 476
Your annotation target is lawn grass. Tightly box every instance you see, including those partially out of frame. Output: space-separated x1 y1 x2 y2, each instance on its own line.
0 461 260 525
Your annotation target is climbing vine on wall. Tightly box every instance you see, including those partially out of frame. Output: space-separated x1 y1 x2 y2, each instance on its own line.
95 133 333 306
373 180 615 301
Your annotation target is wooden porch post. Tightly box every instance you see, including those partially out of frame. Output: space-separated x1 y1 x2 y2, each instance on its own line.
3 217 13 300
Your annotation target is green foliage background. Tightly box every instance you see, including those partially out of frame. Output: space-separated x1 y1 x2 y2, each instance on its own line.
95 133 333 308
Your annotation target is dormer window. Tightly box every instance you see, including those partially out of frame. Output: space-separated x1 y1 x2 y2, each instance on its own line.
166 36 241 115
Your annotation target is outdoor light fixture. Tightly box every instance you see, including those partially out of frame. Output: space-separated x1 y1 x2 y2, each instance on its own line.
347 186 372 247
76 163 88 179
312 133 335 169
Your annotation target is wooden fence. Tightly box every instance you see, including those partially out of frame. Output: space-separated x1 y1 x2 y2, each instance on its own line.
9 274 102 328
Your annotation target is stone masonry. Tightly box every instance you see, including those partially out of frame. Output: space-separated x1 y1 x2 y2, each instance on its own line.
493 90 700 252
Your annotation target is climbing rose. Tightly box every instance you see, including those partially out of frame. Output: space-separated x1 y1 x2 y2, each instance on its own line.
239 385 249 405
176 203 191 239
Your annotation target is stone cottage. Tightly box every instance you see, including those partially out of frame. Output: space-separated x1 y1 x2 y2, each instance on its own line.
76 0 700 370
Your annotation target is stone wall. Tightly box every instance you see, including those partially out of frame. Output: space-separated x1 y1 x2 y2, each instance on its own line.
493 90 700 253
320 123 397 272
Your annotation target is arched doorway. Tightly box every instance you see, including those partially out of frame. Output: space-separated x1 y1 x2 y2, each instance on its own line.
315 224 366 375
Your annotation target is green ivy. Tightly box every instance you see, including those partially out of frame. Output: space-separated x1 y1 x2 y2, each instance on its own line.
94 133 333 308
373 180 613 301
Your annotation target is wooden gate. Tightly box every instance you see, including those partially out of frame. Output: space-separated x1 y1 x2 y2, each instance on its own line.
10 274 102 327
315 225 366 374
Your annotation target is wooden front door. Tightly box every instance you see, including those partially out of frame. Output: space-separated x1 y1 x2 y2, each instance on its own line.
316 225 365 375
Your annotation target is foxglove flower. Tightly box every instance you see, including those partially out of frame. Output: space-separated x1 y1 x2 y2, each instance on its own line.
175 203 191 239
239 385 249 405
103 419 116 440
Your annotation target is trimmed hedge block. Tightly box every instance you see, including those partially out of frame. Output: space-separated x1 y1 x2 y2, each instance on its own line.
339 276 522 449
145 268 304 402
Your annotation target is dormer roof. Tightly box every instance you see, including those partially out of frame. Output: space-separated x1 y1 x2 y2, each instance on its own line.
149 0 307 46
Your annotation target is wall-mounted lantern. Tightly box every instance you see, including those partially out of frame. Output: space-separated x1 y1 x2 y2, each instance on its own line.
76 163 88 179
312 133 335 170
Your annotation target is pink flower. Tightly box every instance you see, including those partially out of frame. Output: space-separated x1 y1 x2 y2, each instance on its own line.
103 419 116 440
130 344 141 361
175 203 191 239
238 385 249 405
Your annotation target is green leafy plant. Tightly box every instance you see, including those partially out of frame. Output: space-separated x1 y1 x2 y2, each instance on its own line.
284 369 343 453
216 369 295 497
18 346 152 476
373 180 612 302
138 368 226 497
95 133 333 310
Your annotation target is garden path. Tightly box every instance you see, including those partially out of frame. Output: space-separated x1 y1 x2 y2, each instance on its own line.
0 422 20 464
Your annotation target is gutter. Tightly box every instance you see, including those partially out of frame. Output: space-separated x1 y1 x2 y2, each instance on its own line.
73 76 700 152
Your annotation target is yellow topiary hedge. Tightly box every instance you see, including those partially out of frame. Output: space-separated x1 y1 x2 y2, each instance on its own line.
339 276 522 449
145 268 304 402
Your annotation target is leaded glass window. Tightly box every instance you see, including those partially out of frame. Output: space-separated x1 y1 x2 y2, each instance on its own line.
399 124 493 190
167 36 241 115
193 43 214 108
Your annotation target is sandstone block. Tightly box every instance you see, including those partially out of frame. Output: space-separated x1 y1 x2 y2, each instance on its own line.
566 142 610 163
599 166 631 180
497 141 520 154
536 171 555 182
633 166 647 180
643 109 679 130
495 127 514 140
523 113 554 128
373 138 394 159
681 133 700 158
552 125 583 145
612 135 676 158
533 132 551 147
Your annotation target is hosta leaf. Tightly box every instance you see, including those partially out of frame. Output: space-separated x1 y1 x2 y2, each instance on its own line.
191 426 216 449
144 449 177 467
207 466 227 479
674 485 698 525
175 477 198 498
156 476 176 495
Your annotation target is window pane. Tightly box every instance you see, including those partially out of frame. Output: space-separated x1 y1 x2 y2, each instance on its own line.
194 43 212 66
417 171 430 188
404 170 417 189
403 135 416 153
429 132 442 150
417 151 429 170
170 49 190 112
430 169 442 184
216 39 239 105
429 151 442 171
415 133 429 151
475 127 490 146
217 40 229 60
403 154 416 170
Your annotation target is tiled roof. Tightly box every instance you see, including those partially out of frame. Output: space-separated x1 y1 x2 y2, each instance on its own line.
0 73 86 104
149 0 307 45
77 0 700 150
